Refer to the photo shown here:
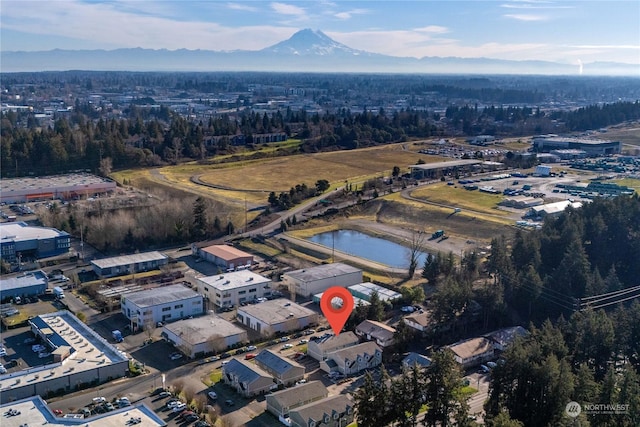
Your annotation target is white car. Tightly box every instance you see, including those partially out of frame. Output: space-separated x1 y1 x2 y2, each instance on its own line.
282 344 293 350
207 391 217 400
172 403 187 413
246 345 257 351
167 400 182 409
401 306 415 313
298 339 308 345
92 397 106 404
38 352 51 358
0 365 7 374
32 344 46 352
0 348 6 357
169 352 183 360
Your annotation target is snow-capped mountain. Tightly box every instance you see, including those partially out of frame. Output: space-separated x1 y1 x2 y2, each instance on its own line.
261 29 368 56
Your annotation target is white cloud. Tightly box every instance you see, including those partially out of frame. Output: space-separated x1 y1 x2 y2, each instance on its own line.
270 2 307 17
227 3 259 12
414 26 450 34
569 44 640 50
333 8 369 20
503 14 548 21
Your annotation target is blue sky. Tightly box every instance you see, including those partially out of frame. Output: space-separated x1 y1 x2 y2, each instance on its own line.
1 1 639 65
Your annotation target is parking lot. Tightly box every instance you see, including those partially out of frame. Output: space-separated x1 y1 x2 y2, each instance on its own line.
0 325 54 374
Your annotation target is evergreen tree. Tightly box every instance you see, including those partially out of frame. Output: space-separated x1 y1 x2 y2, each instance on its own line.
192 196 208 238
422 349 467 427
367 290 385 321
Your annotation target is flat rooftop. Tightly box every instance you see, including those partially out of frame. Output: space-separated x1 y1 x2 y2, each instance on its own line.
535 136 618 145
238 298 316 325
198 270 271 291
0 173 115 193
348 282 401 302
0 222 68 242
1 270 48 292
0 311 127 394
122 284 200 308
0 395 165 427
164 315 246 343
285 263 361 283
201 244 253 261
91 251 168 269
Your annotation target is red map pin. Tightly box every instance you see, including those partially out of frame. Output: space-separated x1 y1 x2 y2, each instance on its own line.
320 287 354 336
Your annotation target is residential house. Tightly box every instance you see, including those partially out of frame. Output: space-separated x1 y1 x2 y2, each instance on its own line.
355 319 396 348
320 341 382 375
221 358 277 397
403 311 434 335
255 349 305 386
266 381 328 419
307 332 359 362
485 326 528 351
289 395 354 427
448 337 495 368
402 352 432 369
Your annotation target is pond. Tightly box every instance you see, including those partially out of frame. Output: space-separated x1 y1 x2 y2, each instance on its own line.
307 229 428 269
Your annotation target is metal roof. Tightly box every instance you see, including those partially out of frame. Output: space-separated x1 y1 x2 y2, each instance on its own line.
200 244 254 261
122 284 200 308
285 263 361 283
223 358 272 385
163 315 246 344
255 349 304 376
267 381 327 408
0 222 68 242
237 298 316 325
409 159 482 170
0 270 48 292
91 251 167 269
198 270 271 291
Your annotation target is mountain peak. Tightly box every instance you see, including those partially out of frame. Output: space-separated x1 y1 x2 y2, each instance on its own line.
262 28 364 56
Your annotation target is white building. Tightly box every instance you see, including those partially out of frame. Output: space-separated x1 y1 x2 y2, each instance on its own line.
1 311 129 402
348 282 402 304
320 341 382 375
162 315 247 358
236 298 318 337
91 251 169 278
121 284 203 330
282 263 363 298
197 270 272 309
0 173 116 204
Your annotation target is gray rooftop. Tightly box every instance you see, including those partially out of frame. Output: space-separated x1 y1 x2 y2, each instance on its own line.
402 352 432 368
348 282 401 302
291 395 353 424
122 284 200 308
267 381 327 408
238 298 316 325
91 251 168 269
223 358 272 385
285 263 361 283
328 341 381 361
163 315 246 344
409 159 482 171
255 349 304 375
0 222 68 242
0 173 114 193
312 331 359 351
198 270 271 291
1 270 47 292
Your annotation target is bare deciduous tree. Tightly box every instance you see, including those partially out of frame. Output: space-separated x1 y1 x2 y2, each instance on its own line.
407 230 426 278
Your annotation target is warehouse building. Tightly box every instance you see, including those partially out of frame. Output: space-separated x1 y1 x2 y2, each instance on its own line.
532 135 621 156
0 396 166 427
528 200 583 218
121 284 203 330
0 311 129 402
282 263 363 298
0 270 48 302
312 292 369 309
0 173 116 204
0 222 70 262
255 349 305 386
192 244 254 271
91 251 168 278
289 395 354 427
307 332 359 362
409 159 482 180
236 299 318 337
197 270 272 309
162 315 247 358
348 282 402 304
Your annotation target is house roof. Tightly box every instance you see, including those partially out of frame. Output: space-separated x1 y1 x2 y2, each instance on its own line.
122 284 200 308
223 358 272 385
448 337 494 360
255 349 304 376
402 352 432 368
485 326 528 347
327 341 381 362
237 298 316 325
267 381 327 408
310 331 359 352
404 311 433 328
356 319 396 341
201 244 253 261
290 395 353 424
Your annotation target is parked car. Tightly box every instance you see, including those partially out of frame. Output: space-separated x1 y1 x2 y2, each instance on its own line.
207 391 217 400
486 361 498 369
0 348 6 357
224 399 235 407
234 347 246 355
401 306 415 313
167 400 182 409
92 397 106 404
104 403 115 412
23 337 36 344
298 339 308 345
53 409 63 416
244 353 257 360
185 414 199 423
38 352 51 358
158 391 172 398
304 329 315 335
172 403 187 413
32 344 46 352
282 344 293 350
219 352 231 359
0 365 7 374
195 421 211 427
280 336 290 342
245 345 257 351
169 352 183 360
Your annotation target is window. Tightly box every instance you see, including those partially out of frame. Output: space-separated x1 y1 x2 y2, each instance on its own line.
238 290 246 295
249 288 256 293
162 307 171 312
174 304 183 309
215 293 221 298
192 300 200 305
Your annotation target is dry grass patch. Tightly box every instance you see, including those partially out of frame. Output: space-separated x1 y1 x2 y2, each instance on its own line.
409 183 508 215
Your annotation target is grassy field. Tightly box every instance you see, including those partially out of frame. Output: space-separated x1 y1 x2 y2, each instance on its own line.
602 121 640 147
614 177 640 193
409 183 510 217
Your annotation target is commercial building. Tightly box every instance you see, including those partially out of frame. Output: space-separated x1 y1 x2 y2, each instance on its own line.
266 381 328 419
0 173 116 204
197 270 272 309
307 332 359 362
282 263 363 298
162 315 247 358
347 282 402 304
237 299 318 337
0 311 129 402
312 292 369 309
448 337 495 368
499 195 544 209
0 222 70 262
409 159 482 180
528 200 583 218
91 251 169 278
121 284 203 330
355 320 396 348
320 341 382 375
192 244 254 271
532 135 622 156
255 349 305 386
0 396 166 427
0 270 48 301
221 358 278 397
289 395 355 427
